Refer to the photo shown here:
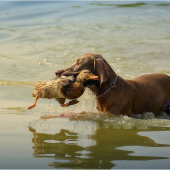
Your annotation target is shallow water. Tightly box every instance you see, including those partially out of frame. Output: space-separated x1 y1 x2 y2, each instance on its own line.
1 1 170 169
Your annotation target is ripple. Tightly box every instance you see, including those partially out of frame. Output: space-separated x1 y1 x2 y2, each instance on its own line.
0 79 35 85
68 112 170 130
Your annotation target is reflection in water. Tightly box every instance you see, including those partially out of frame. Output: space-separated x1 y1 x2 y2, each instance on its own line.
29 127 81 158
28 115 170 169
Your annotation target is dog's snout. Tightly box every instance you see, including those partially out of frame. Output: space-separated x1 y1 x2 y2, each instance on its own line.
55 69 63 77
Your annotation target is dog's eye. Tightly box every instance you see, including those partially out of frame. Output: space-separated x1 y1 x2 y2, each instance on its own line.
76 61 80 66
74 60 81 69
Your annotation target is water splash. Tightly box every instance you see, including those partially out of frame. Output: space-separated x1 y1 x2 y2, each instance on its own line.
27 86 170 131
68 111 170 130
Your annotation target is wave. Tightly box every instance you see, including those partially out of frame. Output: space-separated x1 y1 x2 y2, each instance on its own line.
0 79 35 85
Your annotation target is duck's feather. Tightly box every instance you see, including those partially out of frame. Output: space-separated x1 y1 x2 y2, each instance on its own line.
32 76 75 99
61 82 85 100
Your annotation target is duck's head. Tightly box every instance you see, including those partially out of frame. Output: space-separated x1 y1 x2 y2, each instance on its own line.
76 70 99 84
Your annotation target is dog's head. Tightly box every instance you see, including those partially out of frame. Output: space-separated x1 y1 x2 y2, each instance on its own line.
55 53 110 87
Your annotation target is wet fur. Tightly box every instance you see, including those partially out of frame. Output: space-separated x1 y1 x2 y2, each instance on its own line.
55 53 170 116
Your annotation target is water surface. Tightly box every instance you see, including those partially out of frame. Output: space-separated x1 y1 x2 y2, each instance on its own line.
1 1 170 169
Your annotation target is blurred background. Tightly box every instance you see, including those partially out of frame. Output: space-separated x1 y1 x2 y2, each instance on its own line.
1 1 170 85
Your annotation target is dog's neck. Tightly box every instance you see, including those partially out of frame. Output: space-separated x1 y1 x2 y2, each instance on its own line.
96 74 118 98
89 69 118 98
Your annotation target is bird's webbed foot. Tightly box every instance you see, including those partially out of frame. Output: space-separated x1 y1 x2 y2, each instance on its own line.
60 100 79 107
28 96 39 109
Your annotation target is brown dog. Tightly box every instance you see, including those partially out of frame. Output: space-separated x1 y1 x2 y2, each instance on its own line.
55 53 170 116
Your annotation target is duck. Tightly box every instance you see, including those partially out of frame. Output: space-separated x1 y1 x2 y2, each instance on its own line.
28 70 98 109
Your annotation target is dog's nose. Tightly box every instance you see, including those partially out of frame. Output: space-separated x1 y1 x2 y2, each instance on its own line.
55 70 63 77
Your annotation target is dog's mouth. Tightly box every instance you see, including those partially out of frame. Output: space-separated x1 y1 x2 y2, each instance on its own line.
55 70 80 84
55 70 79 78
55 70 99 87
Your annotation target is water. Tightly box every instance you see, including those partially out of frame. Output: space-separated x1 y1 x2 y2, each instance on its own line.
1 1 170 169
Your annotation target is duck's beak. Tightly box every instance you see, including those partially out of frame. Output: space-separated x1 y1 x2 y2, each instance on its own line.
88 73 99 80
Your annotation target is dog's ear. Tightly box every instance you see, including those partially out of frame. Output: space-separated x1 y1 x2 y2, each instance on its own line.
94 58 109 87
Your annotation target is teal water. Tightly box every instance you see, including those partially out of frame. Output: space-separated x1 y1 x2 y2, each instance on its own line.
1 1 170 169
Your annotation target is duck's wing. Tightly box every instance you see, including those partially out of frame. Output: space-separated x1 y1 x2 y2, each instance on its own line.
50 76 75 98
32 76 75 99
